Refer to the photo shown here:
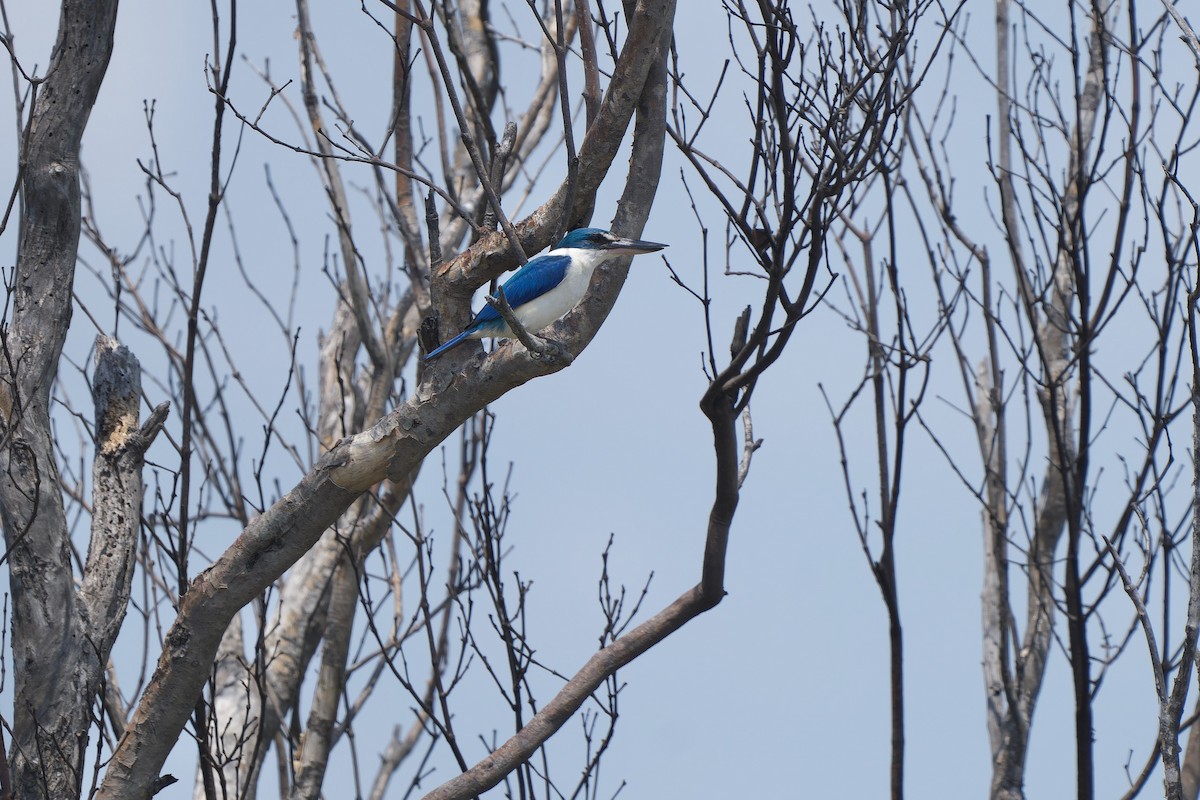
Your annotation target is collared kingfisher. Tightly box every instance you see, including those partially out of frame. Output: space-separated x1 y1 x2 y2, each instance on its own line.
423 227 667 360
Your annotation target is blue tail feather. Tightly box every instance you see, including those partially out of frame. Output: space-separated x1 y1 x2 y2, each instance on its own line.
423 330 472 361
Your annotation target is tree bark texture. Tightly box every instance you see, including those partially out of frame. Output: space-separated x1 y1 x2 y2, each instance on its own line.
0 3 127 798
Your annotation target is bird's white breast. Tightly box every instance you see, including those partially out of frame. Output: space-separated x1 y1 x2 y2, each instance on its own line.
511 247 606 333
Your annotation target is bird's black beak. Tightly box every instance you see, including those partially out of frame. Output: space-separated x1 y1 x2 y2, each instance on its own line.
606 236 668 255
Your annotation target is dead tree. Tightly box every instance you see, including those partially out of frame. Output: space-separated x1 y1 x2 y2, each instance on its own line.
0 0 933 797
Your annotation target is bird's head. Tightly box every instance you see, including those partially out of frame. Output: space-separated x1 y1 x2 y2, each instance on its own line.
555 227 668 255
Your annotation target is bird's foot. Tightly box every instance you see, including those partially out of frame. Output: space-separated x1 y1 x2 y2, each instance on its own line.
525 336 573 365
484 288 574 366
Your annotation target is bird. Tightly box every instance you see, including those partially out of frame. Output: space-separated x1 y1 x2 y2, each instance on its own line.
423 227 667 360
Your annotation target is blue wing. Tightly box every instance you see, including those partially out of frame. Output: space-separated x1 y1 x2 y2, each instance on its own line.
470 254 571 326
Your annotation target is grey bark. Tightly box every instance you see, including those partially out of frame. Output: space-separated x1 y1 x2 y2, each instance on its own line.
983 3 1103 797
1183 711 1200 800
0 2 139 797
